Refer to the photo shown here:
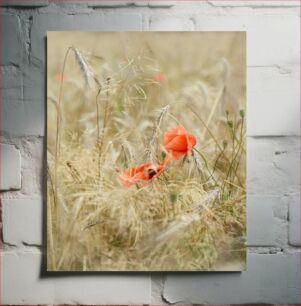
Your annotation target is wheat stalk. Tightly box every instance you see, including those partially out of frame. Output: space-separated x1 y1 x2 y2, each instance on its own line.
73 47 97 89
145 104 169 162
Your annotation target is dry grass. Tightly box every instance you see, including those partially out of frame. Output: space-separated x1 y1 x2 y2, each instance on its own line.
47 32 246 271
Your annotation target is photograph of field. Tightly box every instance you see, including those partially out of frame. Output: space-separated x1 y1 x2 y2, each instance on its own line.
47 32 246 271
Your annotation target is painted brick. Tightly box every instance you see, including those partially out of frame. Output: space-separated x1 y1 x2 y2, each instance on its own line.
194 12 299 67
248 66 299 136
2 251 151 304
38 2 93 14
1 66 25 136
1 36 44 137
86 0 174 6
163 253 300 304
247 195 279 246
247 195 288 247
148 1 175 7
20 137 44 195
2 13 24 65
2 198 43 246
0 0 49 6
207 0 300 7
0 66 22 101
1 64 45 136
86 1 149 7
22 65 46 136
288 193 301 246
149 15 195 31
0 143 21 191
86 1 139 7
273 139 300 183
133 0 149 6
151 274 164 304
31 13 142 64
248 137 299 196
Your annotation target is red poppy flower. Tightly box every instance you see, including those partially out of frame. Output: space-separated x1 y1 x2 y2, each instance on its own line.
118 158 169 187
164 125 197 160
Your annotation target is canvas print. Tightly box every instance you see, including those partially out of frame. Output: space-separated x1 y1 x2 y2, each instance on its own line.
47 32 246 271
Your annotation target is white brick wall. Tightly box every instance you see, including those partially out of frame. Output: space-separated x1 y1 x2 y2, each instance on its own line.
248 66 300 136
163 253 300 304
207 0 300 7
289 193 301 246
149 15 195 30
2 198 43 246
1 0 300 304
1 13 24 65
2 251 151 304
0 0 49 6
0 143 21 190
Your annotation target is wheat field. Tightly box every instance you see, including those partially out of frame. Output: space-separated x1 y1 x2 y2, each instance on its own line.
47 32 246 271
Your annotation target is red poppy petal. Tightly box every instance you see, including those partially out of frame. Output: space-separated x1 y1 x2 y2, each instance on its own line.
165 135 188 151
119 163 153 187
186 134 197 151
169 150 186 160
175 125 187 135
131 163 150 173
164 130 179 146
164 134 172 146
119 174 136 187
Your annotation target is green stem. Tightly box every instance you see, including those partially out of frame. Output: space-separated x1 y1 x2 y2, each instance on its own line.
193 148 218 186
222 118 245 196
